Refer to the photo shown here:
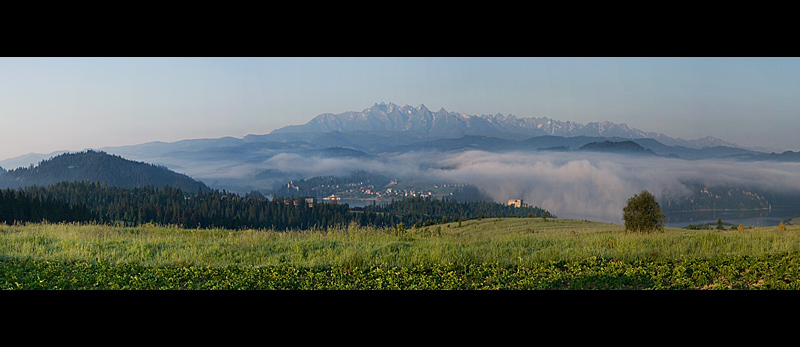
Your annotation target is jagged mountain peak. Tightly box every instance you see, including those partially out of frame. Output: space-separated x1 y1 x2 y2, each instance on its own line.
365 102 433 117
369 102 388 112
271 102 746 150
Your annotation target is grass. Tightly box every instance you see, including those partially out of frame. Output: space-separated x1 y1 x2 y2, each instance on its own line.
2 218 798 269
3 218 800 290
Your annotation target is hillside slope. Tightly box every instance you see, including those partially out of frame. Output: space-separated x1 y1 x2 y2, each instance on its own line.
0 150 211 193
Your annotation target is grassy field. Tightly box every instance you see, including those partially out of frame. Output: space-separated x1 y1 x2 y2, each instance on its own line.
2 218 799 289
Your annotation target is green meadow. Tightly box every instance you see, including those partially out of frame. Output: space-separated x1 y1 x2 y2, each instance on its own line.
2 218 799 289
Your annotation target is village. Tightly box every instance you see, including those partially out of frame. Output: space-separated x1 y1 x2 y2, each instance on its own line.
279 176 475 206
320 179 440 205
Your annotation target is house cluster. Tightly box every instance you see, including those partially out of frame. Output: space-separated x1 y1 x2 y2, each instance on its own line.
361 186 432 198
285 178 465 203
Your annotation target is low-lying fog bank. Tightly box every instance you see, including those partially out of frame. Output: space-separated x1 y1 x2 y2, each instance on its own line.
165 150 800 225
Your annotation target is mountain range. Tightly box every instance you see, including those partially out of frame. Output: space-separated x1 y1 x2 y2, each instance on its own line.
2 101 799 227
273 102 744 149
1 102 797 197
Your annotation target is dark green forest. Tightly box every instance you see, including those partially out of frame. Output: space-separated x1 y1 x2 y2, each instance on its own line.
15 181 364 230
1 181 552 231
363 196 552 228
0 151 553 230
0 188 98 225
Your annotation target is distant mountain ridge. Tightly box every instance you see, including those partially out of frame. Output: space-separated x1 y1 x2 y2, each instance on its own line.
1 102 793 197
577 141 656 155
272 102 743 150
0 150 211 193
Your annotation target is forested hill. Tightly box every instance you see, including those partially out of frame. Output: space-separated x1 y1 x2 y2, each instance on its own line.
578 141 656 155
0 150 211 193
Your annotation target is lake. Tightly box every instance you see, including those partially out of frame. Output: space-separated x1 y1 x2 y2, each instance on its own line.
664 207 800 228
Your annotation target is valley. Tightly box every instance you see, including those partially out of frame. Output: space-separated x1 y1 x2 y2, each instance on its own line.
2 102 799 228
2 102 799 291
6 57 800 292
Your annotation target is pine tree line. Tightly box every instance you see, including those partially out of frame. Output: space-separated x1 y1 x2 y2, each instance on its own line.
0 188 98 224
4 181 554 231
15 181 396 230
363 196 553 228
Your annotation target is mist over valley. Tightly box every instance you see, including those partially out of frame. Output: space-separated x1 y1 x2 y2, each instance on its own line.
3 102 799 227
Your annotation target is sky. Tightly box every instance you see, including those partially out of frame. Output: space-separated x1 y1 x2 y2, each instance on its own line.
2 57 799 162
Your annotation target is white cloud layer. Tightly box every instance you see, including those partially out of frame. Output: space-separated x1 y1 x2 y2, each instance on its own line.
254 150 800 224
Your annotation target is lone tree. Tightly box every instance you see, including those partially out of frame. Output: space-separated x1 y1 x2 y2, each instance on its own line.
622 190 665 233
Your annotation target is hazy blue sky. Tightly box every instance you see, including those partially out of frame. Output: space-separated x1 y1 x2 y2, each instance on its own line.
1 57 798 161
